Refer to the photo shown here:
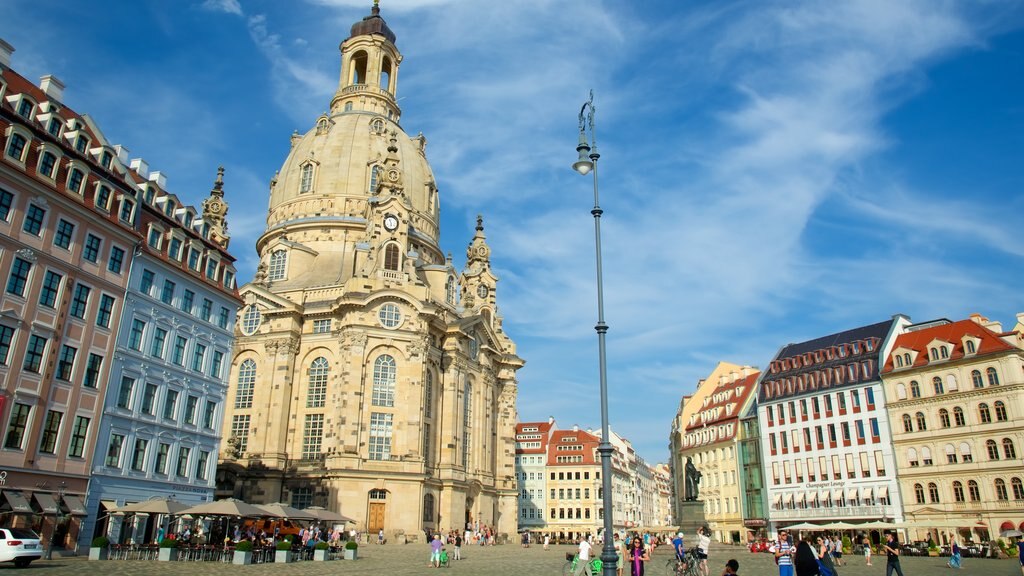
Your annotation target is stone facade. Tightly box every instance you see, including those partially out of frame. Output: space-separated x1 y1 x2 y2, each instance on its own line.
215 4 523 542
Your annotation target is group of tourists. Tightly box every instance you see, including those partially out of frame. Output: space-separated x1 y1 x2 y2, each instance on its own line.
772 529 906 576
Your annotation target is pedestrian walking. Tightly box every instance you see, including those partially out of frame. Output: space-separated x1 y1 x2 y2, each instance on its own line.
574 535 595 576
883 532 905 576
454 533 462 560
863 535 872 566
626 535 650 576
947 533 962 569
544 533 550 551
775 530 795 576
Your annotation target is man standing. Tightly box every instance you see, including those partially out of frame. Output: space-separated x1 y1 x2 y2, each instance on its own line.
697 527 711 576
574 534 594 576
775 529 794 576
454 532 462 560
672 532 685 562
883 532 904 576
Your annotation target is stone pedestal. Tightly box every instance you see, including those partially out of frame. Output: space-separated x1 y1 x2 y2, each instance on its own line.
677 500 707 537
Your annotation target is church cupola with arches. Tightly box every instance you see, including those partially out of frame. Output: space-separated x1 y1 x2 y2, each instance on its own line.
218 2 524 544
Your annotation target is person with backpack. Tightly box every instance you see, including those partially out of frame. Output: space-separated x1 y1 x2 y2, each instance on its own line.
776 530 795 576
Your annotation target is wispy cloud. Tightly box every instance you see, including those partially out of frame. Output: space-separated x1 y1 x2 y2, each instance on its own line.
201 0 243 16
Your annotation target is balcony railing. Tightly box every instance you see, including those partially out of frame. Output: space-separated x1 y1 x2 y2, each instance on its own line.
772 505 894 520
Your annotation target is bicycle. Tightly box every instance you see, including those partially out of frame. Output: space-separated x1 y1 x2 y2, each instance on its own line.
439 548 450 568
562 552 603 576
664 548 702 576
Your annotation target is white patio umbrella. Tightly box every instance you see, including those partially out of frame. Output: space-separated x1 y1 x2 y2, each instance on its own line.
118 498 191 515
303 506 355 523
255 502 315 520
178 498 269 518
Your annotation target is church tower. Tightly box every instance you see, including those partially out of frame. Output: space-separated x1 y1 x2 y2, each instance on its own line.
216 2 524 540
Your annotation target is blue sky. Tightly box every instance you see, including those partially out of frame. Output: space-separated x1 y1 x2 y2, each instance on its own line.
4 0 1022 465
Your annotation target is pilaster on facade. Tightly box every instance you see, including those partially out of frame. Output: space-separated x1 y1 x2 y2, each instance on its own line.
881 313 1024 542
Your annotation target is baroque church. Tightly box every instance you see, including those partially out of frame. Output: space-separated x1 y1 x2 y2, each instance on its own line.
216 3 524 540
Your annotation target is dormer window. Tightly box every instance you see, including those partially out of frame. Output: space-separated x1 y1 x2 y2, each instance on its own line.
47 118 62 137
17 98 35 120
95 184 112 212
205 257 219 281
100 150 113 169
184 211 194 228
67 166 86 194
147 226 163 249
965 340 976 354
37 150 58 179
930 347 939 361
903 352 911 366
5 130 29 164
894 355 903 368
188 247 201 271
75 135 89 154
940 346 948 359
168 236 183 261
144 186 156 204
223 269 235 289
119 198 135 224
164 199 175 216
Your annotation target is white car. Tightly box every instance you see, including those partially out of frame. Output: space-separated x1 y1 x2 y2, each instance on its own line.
0 528 42 568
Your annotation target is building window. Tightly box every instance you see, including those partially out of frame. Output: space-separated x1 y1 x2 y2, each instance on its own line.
163 389 179 420
141 384 157 415
119 199 135 223
56 344 77 380
1003 438 1017 459
369 165 380 193
23 335 47 373
106 434 125 467
979 403 992 424
235 359 256 409
95 185 111 211
462 380 473 467
172 336 187 365
200 299 213 321
901 414 912 433
191 343 206 372
6 257 32 296
369 412 393 460
378 303 402 328
268 250 287 281
54 219 75 249
240 305 261 335
927 482 940 503
179 289 195 314
168 237 183 261
195 450 210 480
446 276 456 305
211 350 224 378
203 401 217 429
967 480 980 501
0 189 13 222
913 484 925 504
986 439 999 460
3 403 32 449
299 163 314 193
915 412 927 431
423 494 434 523
995 479 1009 501
986 367 1000 386
117 376 135 409
176 447 190 476
160 279 175 305
128 319 146 350
108 246 125 273
82 234 101 263
313 319 331 333
953 481 964 502
302 414 324 459
140 269 155 295
0 325 12 366
38 270 63 308
994 401 1007 422
291 488 314 510
939 409 950 428
96 293 115 327
5 133 28 162
424 371 433 418
154 443 170 475
147 227 162 249
188 248 200 271
230 415 250 453
971 370 983 388
953 407 965 427
205 259 218 281
372 354 396 407
66 283 90 319
67 168 85 194
151 327 167 359
932 376 943 395
84 353 103 388
1012 478 1024 500
218 307 231 330
383 244 400 271
307 357 329 408
184 396 198 425
131 438 148 471
67 416 89 458
38 410 63 454
38 151 58 178
909 380 920 398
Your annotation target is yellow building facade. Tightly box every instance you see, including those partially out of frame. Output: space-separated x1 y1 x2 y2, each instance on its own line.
215 4 523 542
881 314 1024 543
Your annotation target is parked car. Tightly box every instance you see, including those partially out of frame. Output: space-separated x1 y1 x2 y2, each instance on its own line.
0 527 42 567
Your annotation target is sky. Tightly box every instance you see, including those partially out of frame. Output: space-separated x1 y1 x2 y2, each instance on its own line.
3 0 1023 465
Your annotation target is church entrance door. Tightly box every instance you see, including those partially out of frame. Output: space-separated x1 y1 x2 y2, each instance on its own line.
369 502 386 534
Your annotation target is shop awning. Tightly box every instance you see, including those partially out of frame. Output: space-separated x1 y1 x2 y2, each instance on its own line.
32 492 59 515
783 493 794 505
772 494 782 507
878 486 889 498
1 491 33 514
795 492 807 505
819 490 831 501
846 488 858 501
862 488 873 500
63 495 88 516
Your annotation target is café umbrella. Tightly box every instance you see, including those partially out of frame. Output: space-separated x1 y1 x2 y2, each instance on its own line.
178 498 270 518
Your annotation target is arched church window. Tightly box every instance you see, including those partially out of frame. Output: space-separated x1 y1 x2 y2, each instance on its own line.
380 56 393 93
307 357 329 408
424 371 433 418
268 249 287 281
462 380 473 467
344 102 353 112
351 51 368 85
445 276 457 305
369 165 381 193
370 117 385 134
240 305 262 336
235 359 256 409
299 163 314 193
372 354 396 407
384 244 400 271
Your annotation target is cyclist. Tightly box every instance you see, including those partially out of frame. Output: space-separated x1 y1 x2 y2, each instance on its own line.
672 533 686 563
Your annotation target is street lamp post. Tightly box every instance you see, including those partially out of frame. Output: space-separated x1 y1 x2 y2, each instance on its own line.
572 90 616 576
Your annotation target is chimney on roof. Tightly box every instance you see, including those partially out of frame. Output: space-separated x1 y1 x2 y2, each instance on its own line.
114 145 130 165
970 313 1002 332
572 424 579 432
0 38 13 68
548 416 555 425
130 158 149 179
149 170 167 190
39 75 65 102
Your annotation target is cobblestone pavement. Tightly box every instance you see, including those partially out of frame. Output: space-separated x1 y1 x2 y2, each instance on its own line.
17 542 1022 576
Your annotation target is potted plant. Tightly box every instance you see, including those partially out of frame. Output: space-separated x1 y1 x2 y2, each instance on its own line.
313 541 330 561
89 536 110 561
928 544 940 557
344 540 358 560
275 537 294 563
157 538 178 561
232 540 253 565
842 536 852 554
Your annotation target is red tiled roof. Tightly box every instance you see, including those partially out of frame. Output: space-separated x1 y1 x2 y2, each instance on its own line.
881 317 1017 373
684 371 759 431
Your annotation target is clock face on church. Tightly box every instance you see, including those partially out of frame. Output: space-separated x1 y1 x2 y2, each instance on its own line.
387 169 400 182
476 285 489 298
383 214 399 231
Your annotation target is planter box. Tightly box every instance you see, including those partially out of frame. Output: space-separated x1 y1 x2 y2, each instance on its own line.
232 551 252 565
313 549 330 561
275 550 293 563
88 547 109 561
158 547 178 561
344 548 358 560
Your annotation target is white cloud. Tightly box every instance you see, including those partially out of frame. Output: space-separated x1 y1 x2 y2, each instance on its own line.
201 0 243 16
